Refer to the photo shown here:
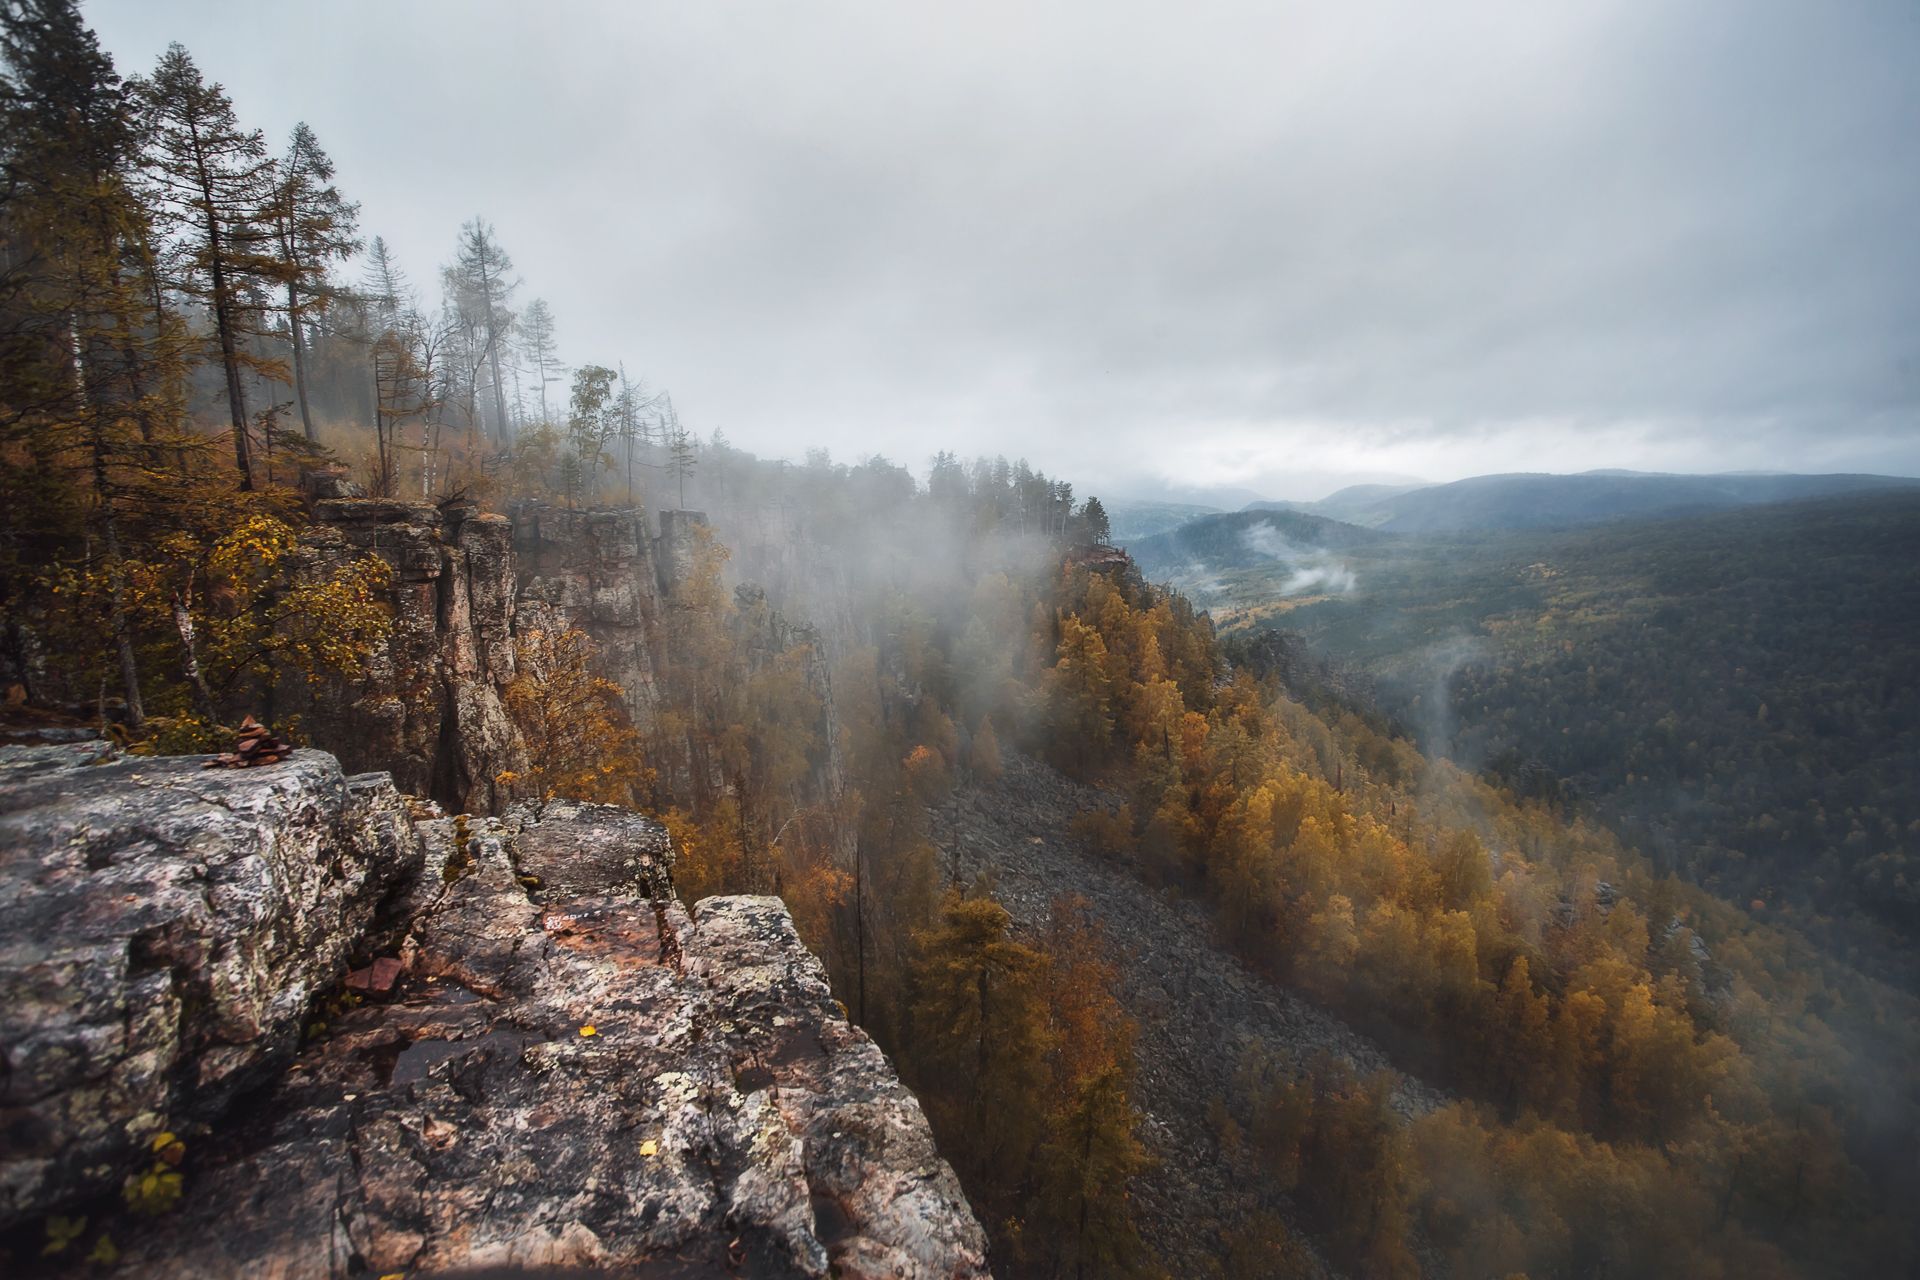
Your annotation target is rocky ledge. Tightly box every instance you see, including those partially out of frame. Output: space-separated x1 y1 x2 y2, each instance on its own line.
0 745 988 1278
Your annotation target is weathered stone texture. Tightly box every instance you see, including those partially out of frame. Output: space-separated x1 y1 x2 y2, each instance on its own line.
0 745 420 1228
511 502 667 725
289 498 526 815
1 748 988 1278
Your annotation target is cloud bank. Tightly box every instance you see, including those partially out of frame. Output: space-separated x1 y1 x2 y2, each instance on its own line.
85 0 1920 499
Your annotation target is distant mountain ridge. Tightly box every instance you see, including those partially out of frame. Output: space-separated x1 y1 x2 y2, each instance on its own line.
1102 499 1224 543
1128 507 1384 577
1246 470 1920 533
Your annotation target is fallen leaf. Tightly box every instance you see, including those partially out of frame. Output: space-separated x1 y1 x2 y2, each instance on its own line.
579 1024 598 1037
640 1139 658 1157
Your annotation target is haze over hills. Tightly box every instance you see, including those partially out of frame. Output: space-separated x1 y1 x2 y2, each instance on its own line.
1102 499 1223 543
1148 488 1920 988
1243 481 1431 525
1114 470 1920 548
1236 469 1920 534
1128 507 1386 579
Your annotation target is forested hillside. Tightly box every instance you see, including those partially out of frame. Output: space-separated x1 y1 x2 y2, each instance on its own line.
1233 472 1920 533
1183 495 1920 984
5 4 1919 1277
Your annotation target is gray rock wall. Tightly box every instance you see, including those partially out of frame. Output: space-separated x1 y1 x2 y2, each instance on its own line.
294 499 847 827
288 498 526 815
0 745 420 1228
511 502 667 727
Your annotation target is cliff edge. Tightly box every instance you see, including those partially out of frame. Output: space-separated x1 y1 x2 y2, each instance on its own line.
0 744 988 1278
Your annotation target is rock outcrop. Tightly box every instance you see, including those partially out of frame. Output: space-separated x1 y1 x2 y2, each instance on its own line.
288 498 525 815
0 746 988 1278
511 503 669 727
0 743 419 1228
293 498 849 831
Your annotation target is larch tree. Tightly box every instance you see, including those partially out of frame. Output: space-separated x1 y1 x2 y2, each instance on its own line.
447 217 516 444
615 360 655 505
359 233 407 331
357 234 428 493
906 894 1053 1201
663 395 696 507
499 624 638 813
133 42 284 489
270 122 358 442
518 296 561 423
564 362 617 505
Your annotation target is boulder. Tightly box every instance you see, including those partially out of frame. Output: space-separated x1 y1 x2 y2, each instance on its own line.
0 746 420 1228
2 747 988 1278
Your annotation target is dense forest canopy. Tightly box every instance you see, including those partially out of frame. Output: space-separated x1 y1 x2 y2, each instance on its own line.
4 3 1919 1277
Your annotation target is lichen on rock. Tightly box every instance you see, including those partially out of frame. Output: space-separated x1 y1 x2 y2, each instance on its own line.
0 745 988 1278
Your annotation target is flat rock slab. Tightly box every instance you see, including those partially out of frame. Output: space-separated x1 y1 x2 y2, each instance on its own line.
0 746 418 1228
111 806 987 1278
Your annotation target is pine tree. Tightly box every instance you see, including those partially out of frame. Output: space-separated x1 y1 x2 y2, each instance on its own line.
1079 494 1110 544
133 43 286 489
270 122 358 441
446 217 516 444
519 297 562 424
0 0 195 726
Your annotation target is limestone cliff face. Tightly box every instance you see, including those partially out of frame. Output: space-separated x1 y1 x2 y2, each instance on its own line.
0 745 989 1278
510 502 667 726
288 497 525 815
295 499 842 823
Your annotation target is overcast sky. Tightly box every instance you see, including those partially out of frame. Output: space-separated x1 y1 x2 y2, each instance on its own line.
86 0 1920 501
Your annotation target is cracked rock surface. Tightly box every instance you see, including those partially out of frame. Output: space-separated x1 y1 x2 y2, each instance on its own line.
0 745 418 1229
1 748 988 1278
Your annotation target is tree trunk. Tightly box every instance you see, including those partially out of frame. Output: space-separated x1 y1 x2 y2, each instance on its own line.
75 319 146 729
191 131 254 489
171 588 219 723
287 277 317 442
475 253 511 445
371 357 391 496
855 834 867 1024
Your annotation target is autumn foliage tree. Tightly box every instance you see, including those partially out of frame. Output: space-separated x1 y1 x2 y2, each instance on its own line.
499 624 639 811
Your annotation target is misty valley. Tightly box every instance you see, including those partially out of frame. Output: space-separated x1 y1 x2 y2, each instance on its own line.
5 3 1920 1279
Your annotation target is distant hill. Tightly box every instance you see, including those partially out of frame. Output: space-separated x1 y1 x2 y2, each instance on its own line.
1113 474 1920 548
1244 482 1434 526
1129 508 1384 578
1103 499 1223 544
1363 471 1920 532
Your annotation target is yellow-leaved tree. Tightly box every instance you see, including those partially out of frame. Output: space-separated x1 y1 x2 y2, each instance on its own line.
57 509 392 752
499 624 641 811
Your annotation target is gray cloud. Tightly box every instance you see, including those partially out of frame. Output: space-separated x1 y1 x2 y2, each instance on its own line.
85 0 1920 499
